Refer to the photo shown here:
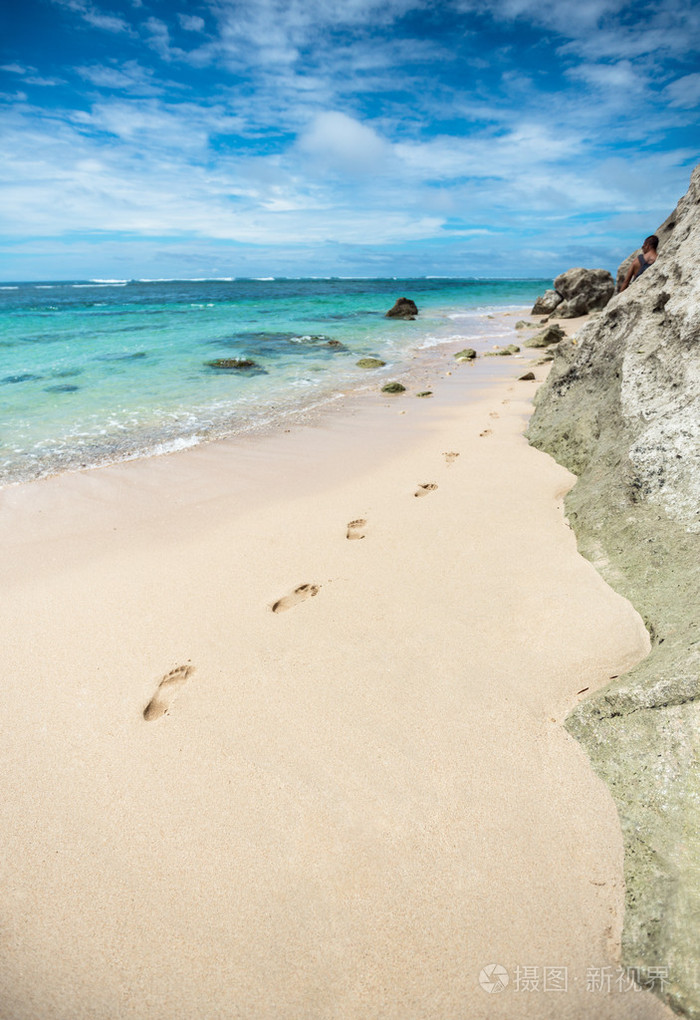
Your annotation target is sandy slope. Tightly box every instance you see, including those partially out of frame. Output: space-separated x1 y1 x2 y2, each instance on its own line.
0 322 673 1019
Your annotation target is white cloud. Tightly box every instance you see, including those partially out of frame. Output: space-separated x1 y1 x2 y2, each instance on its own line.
296 112 393 175
76 60 164 95
142 17 174 60
664 72 700 108
24 76 64 87
566 59 641 91
83 9 130 32
51 0 131 33
178 14 206 33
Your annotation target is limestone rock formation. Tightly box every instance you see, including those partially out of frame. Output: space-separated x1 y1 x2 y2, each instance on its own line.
527 162 700 1019
386 297 418 319
552 267 615 317
531 289 563 315
531 270 614 318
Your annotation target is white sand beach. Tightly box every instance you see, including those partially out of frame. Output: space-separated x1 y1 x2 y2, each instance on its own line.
0 316 674 1019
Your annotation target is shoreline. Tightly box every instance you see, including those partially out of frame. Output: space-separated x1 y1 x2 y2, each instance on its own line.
0 283 543 491
0 310 673 1019
0 311 541 571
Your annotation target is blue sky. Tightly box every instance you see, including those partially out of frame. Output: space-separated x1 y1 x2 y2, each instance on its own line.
1 0 698 280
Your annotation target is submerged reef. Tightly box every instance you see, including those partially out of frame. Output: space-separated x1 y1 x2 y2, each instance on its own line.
527 163 700 1018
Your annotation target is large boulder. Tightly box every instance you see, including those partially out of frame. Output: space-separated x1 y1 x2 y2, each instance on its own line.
552 267 615 317
527 162 700 1019
386 297 418 319
531 289 562 315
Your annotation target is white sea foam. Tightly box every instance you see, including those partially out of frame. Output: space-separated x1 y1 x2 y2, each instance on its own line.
136 277 237 283
139 435 203 459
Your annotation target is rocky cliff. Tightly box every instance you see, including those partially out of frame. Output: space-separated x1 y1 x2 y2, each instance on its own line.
527 163 700 1018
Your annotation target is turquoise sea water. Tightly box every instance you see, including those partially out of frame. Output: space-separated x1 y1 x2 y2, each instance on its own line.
0 277 546 486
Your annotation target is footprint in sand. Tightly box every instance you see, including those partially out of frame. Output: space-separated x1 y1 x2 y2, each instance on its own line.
443 451 459 465
143 664 194 721
272 583 320 613
479 428 492 437
414 483 438 497
489 411 500 419
346 518 367 540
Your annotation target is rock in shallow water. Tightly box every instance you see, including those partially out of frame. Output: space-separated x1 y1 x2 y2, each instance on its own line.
385 297 418 319
205 358 266 373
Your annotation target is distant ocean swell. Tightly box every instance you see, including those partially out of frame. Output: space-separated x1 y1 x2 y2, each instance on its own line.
0 278 545 486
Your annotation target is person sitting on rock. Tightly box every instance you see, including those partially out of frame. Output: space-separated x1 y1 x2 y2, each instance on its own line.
620 235 659 291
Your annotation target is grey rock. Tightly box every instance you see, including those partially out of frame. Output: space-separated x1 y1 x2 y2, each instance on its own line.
531 289 563 315
551 267 615 317
356 357 386 368
485 344 520 356
527 162 700 1019
205 358 266 373
386 297 418 319
518 372 536 381
524 324 566 348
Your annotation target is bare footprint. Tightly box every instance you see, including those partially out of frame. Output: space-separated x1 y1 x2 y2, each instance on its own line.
479 428 492 437
346 518 367 540
272 583 320 613
143 664 194 721
414 483 438 497
489 411 499 419
443 451 459 465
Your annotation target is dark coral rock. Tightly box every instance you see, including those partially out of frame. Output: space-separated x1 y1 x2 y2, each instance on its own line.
386 297 418 319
